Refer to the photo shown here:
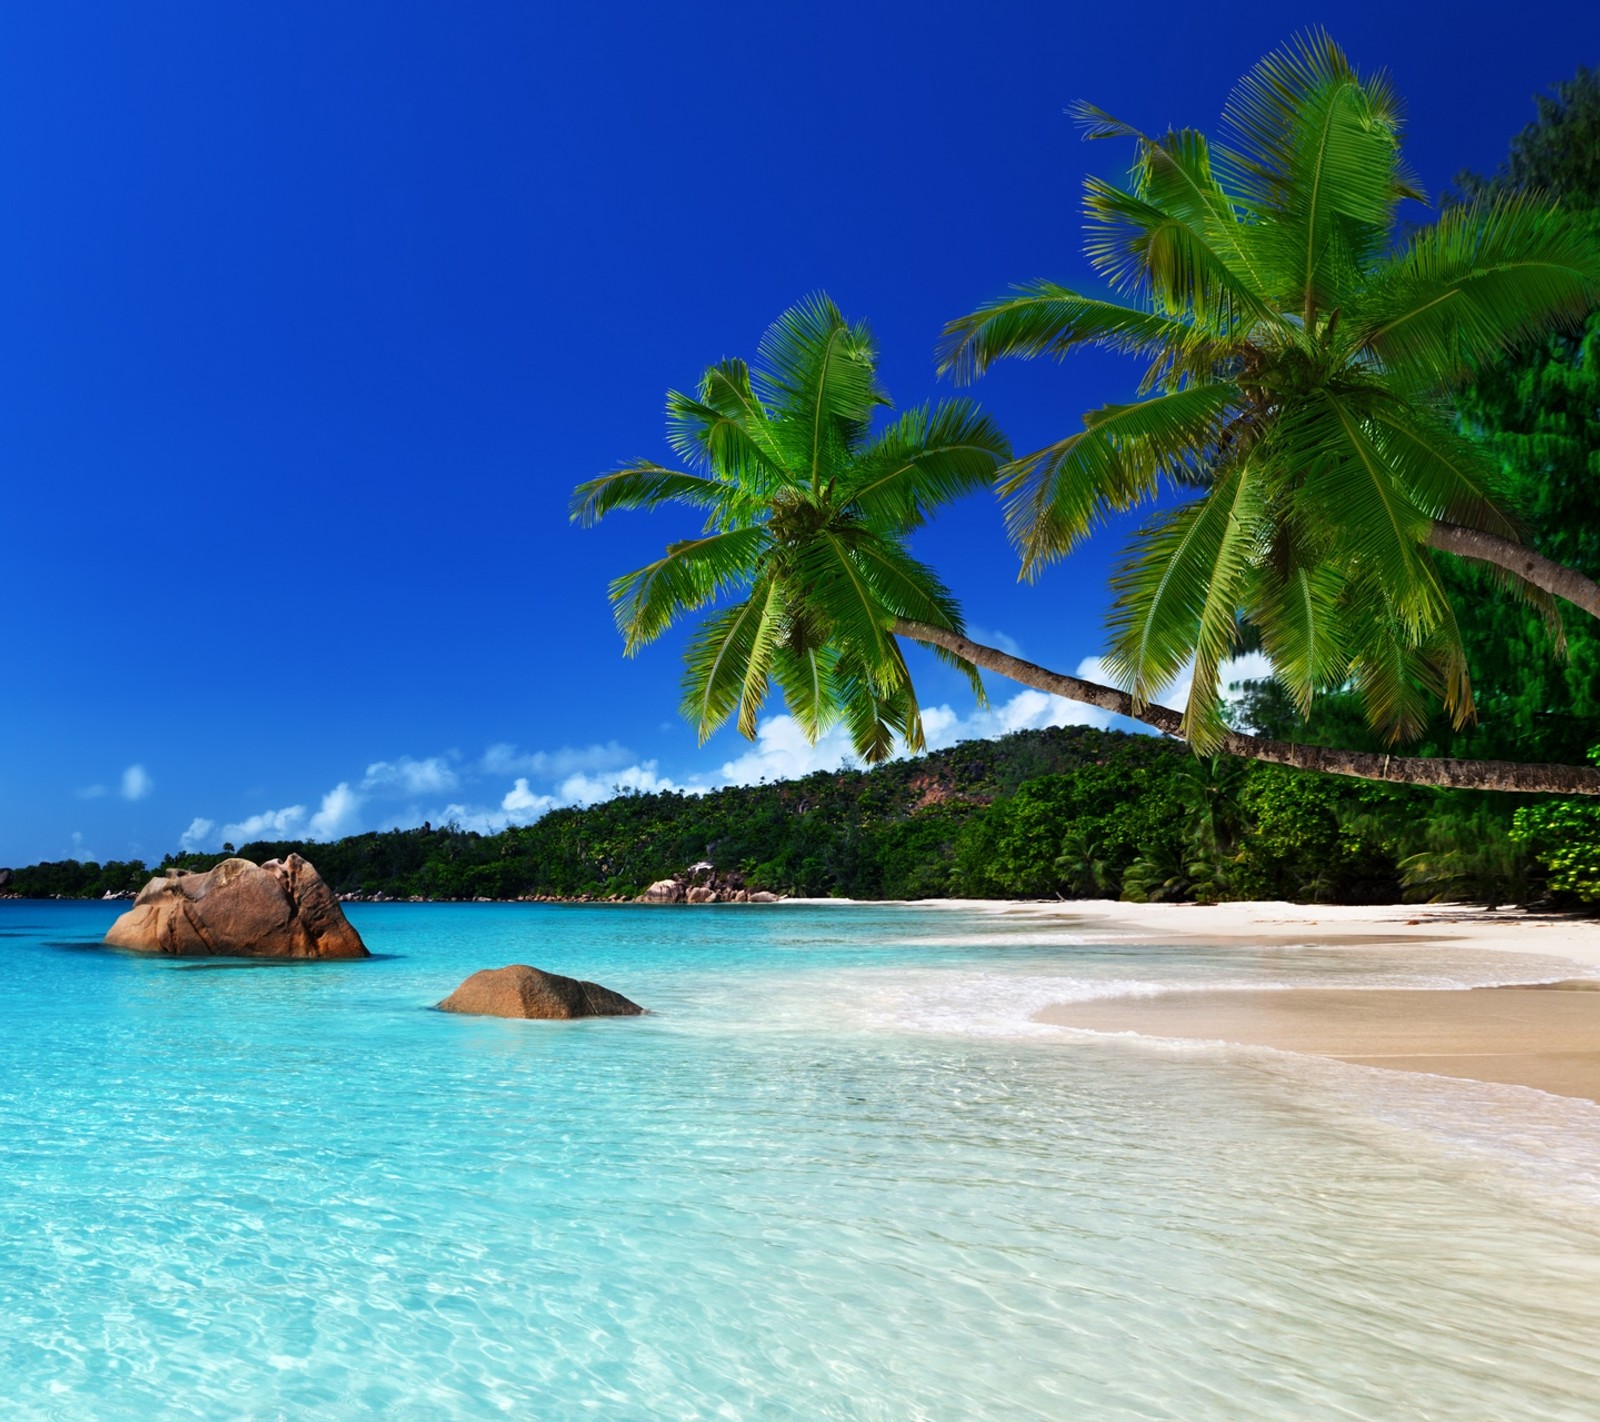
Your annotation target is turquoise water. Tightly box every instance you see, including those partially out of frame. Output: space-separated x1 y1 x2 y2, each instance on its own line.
3 899 1599 1420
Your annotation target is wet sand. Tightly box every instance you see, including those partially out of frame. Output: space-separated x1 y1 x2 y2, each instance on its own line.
911 899 1600 1103
920 898 1600 968
1037 984 1600 1103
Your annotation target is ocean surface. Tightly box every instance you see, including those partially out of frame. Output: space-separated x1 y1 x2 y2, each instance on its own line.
3 898 1599 1420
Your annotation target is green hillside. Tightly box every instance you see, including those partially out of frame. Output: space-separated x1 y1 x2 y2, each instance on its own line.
6 724 1587 908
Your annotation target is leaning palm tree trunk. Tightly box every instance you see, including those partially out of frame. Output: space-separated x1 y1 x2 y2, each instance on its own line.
891 619 1600 795
1427 522 1600 621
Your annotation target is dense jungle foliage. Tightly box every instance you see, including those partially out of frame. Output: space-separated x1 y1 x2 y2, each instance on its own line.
4 724 1590 908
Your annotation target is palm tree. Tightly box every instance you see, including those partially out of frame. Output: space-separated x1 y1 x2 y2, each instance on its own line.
576 45 1600 797
571 295 1010 762
939 31 1600 756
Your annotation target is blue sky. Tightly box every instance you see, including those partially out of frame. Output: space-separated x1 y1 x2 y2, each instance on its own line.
2 0 1595 867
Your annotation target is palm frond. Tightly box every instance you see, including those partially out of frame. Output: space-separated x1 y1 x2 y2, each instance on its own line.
1272 389 1442 637
571 462 740 529
680 589 775 743
845 399 1010 530
1068 100 1144 141
754 295 886 486
937 283 1220 385
1127 126 1279 312
787 529 898 674
731 578 787 738
664 361 786 493
1248 560 1350 716
1340 577 1473 740
834 645 921 762
1104 462 1265 741
1365 399 1518 536
608 525 769 653
773 641 839 744
999 382 1243 578
1181 467 1270 749
1081 177 1272 325
1220 29 1417 318
1355 196 1600 384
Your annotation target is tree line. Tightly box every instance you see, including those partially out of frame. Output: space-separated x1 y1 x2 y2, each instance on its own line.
6 724 1596 907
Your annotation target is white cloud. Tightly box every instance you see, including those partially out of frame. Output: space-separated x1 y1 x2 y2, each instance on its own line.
930 687 1119 745
557 760 685 805
174 740 652 855
428 803 514 835
502 778 556 818
121 764 154 801
168 650 1295 862
715 716 864 786
179 817 217 852
308 783 363 840
965 624 1024 658
1074 651 1275 723
361 756 459 796
402 761 692 838
705 688 1119 793
692 646 1282 792
218 805 307 845
480 741 636 779
1221 651 1274 690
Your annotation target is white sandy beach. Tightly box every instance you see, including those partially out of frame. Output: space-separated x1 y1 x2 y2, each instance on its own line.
915 899 1600 1103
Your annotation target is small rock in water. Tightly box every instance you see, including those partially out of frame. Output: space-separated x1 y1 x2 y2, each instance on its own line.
436 964 645 1019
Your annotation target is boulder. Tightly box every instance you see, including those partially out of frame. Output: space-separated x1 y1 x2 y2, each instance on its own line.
747 891 782 903
639 878 683 904
685 885 717 904
104 855 369 959
436 965 644 1019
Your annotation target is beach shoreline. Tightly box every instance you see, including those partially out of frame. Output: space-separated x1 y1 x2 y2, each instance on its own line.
902 898 1600 1103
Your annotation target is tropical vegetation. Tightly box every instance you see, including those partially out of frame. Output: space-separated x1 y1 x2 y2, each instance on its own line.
579 35 1600 797
571 297 1009 762
934 31 1600 785
2 724 1582 907
1237 64 1600 885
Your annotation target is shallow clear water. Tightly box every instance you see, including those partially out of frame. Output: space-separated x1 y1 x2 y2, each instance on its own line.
3 899 1598 1420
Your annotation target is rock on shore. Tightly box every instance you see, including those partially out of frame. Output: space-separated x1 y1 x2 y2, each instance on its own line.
436 964 644 1019
637 861 781 904
104 855 369 958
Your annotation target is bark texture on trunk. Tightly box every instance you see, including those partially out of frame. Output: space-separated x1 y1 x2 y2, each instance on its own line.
1428 521 1600 620
891 618 1600 796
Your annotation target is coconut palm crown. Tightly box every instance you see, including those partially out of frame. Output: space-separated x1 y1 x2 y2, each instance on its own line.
940 30 1600 751
572 296 1010 762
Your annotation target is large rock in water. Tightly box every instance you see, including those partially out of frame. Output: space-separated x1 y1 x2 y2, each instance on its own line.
437 964 644 1019
104 855 369 958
